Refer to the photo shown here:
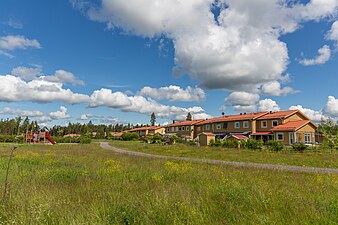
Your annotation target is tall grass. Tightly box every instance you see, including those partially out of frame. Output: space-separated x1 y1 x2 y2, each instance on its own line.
0 143 337 224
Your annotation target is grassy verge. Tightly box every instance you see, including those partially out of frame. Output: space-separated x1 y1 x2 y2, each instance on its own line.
0 143 337 224
110 141 338 168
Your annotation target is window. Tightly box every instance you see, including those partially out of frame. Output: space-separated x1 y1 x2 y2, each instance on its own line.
261 121 267 128
176 127 179 131
171 127 175 132
304 133 311 143
205 124 210 130
186 126 190 131
223 122 228 129
235 122 240 129
272 120 278 127
276 133 284 141
243 121 249 129
216 124 221 129
178 127 181 131
166 128 169 132
182 126 185 131
197 126 201 131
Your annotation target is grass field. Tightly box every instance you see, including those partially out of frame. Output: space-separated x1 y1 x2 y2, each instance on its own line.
0 143 337 224
110 141 338 169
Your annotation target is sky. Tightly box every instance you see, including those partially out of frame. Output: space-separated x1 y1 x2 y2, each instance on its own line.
0 0 337 127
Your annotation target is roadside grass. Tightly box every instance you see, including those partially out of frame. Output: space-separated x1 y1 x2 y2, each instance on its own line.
110 141 338 168
0 143 337 224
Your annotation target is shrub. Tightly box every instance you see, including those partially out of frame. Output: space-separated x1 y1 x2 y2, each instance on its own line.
292 143 307 152
151 135 163 144
246 139 263 150
267 141 284 151
222 140 239 148
209 139 215 146
79 137 91 144
214 139 222 147
121 132 139 141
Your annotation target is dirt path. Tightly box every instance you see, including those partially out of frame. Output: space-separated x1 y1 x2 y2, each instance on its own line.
100 142 338 174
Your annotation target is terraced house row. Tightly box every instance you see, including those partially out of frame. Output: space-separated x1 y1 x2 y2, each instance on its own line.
164 110 318 145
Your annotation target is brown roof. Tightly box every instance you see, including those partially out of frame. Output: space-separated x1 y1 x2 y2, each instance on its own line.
271 120 315 131
198 132 216 136
129 126 163 132
258 110 299 120
251 132 273 135
167 119 204 127
196 112 268 125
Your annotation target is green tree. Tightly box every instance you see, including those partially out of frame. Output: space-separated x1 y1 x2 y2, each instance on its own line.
186 112 192 121
150 112 156 126
318 118 338 150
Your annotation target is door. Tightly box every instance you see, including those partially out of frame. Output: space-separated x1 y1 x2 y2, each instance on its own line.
289 132 294 145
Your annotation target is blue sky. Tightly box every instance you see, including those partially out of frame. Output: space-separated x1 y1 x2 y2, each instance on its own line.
0 0 337 126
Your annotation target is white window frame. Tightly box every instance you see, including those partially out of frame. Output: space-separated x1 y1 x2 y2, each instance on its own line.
272 120 278 127
205 124 210 130
235 122 240 129
276 133 284 141
243 121 249 129
182 126 185 131
166 128 169 132
171 127 175 132
261 121 267 128
176 127 179 131
216 124 221 129
186 126 190 131
304 133 311 143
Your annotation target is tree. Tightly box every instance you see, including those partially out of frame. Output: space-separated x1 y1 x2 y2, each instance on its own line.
318 118 338 150
186 112 192 121
150 112 156 126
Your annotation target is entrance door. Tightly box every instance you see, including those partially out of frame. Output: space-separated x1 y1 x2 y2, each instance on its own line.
289 132 294 145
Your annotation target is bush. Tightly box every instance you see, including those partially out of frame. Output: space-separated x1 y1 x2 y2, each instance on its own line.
214 139 222 147
209 139 215 146
79 137 91 144
222 140 239 148
0 135 19 143
121 132 139 141
151 135 163 144
267 141 284 151
246 139 263 150
292 143 307 152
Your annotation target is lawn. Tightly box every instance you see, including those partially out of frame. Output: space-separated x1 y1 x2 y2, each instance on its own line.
0 143 337 224
110 141 338 169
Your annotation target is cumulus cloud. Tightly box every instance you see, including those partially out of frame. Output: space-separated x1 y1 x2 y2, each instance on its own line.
300 45 331 66
323 96 338 118
225 91 259 112
289 105 327 122
89 88 211 120
326 20 338 45
261 81 298 96
139 85 205 102
0 35 40 51
258 99 281 112
0 74 89 104
11 66 42 81
0 107 44 117
49 106 71 119
42 70 85 86
74 0 337 92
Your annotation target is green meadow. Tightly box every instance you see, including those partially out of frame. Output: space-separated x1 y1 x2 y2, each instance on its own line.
0 143 337 224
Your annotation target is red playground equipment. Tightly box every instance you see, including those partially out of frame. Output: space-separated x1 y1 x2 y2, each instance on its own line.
24 131 56 145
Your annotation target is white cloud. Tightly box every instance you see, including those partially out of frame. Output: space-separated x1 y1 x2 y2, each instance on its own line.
139 85 205 102
75 0 337 92
49 106 71 120
0 107 44 117
11 66 42 81
289 105 327 122
89 88 211 120
225 91 259 112
258 99 281 112
0 74 89 104
0 35 40 51
323 96 338 118
42 70 85 86
5 18 23 29
300 45 331 66
261 81 298 96
326 20 338 45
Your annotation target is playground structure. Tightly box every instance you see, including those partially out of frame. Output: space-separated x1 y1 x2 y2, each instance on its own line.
24 131 56 145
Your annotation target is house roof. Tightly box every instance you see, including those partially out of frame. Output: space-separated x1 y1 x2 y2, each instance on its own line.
129 126 163 132
251 132 273 136
271 120 316 131
167 119 204 127
257 110 299 120
229 134 248 139
196 112 268 125
198 132 216 136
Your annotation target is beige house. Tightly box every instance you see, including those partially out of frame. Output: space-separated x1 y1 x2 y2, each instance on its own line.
128 126 165 137
198 132 216 146
165 120 203 140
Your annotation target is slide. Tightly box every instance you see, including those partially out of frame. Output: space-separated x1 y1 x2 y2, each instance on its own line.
45 132 57 145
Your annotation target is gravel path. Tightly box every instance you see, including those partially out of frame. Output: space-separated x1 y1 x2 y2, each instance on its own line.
100 142 338 174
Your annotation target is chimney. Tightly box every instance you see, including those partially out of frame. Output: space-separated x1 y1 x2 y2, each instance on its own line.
240 113 242 115
173 120 176 124
222 112 225 116
244 112 247 115
269 111 273 114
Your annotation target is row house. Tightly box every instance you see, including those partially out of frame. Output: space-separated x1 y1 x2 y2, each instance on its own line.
164 110 317 145
128 126 165 137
